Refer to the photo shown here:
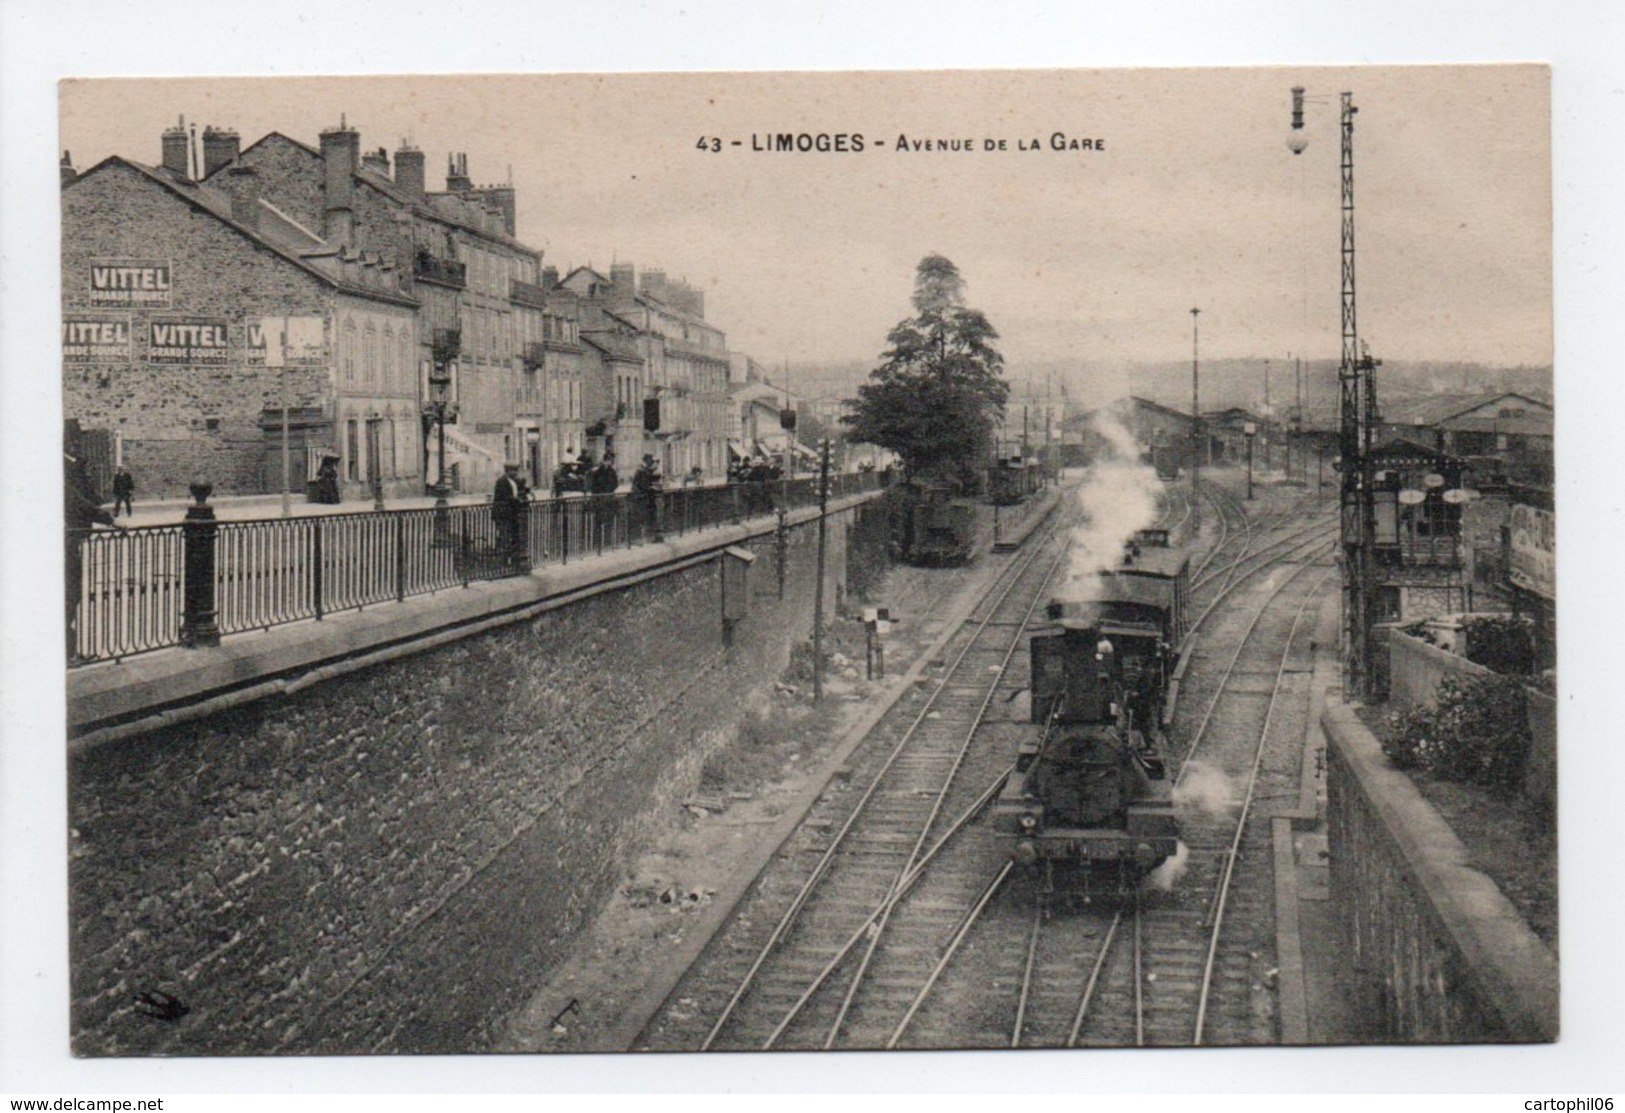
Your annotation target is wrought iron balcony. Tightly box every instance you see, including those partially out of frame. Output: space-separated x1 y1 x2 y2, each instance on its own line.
510 278 548 309
414 251 467 288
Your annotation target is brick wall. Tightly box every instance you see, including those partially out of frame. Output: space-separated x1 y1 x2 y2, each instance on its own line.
1323 699 1558 1042
69 509 859 1055
62 163 334 498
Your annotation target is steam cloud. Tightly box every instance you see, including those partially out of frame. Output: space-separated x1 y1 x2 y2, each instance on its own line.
1054 405 1165 604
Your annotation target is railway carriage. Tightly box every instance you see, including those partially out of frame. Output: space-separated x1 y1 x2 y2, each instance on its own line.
895 481 977 566
987 457 1042 506
992 529 1190 901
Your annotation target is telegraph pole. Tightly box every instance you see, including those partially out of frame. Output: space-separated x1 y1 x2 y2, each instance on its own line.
812 438 832 702
1190 307 1202 528
1293 85 1381 699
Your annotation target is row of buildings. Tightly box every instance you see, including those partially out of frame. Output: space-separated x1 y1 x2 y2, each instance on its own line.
60 116 833 503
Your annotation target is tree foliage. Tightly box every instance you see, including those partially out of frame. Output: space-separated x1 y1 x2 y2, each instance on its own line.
842 255 1008 483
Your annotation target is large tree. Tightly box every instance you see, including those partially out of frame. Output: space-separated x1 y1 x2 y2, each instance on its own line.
843 254 1008 483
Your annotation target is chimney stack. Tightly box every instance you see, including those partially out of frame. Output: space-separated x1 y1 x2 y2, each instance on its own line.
446 152 471 192
160 116 190 179
361 146 391 177
319 115 361 247
542 264 559 288
225 165 261 231
201 126 240 179
394 141 425 201
476 185 516 236
60 150 77 186
609 261 635 292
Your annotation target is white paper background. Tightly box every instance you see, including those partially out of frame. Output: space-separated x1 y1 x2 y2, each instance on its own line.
3 0 1619 1097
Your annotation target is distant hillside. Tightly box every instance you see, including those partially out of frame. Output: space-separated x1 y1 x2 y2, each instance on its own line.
784 356 1552 419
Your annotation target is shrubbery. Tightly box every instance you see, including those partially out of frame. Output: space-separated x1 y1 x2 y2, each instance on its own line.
1461 614 1536 675
1381 673 1531 795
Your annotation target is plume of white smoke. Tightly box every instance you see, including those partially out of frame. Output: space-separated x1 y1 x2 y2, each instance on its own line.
1173 760 1236 816
1143 840 1190 891
1054 405 1164 603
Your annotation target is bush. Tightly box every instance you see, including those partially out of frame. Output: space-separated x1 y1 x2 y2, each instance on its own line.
1381 673 1531 796
1462 615 1536 675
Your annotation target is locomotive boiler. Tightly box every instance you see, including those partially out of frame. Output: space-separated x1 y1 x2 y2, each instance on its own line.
992 529 1189 900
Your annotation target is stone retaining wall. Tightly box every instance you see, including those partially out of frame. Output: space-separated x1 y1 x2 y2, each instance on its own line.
68 509 861 1055
1322 698 1558 1043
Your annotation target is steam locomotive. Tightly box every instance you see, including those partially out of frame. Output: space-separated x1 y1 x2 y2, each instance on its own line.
992 528 1190 900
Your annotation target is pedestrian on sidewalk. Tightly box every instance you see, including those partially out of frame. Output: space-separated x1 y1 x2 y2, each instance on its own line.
112 464 135 518
65 452 121 662
492 462 529 570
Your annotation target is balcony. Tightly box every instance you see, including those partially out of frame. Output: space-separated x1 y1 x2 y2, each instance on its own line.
510 278 548 310
413 251 467 288
663 334 724 361
522 341 546 370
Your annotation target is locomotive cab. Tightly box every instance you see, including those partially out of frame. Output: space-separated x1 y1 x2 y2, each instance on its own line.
994 599 1180 901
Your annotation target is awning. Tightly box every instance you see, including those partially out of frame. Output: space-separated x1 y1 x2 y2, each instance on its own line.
728 439 747 459
790 441 819 460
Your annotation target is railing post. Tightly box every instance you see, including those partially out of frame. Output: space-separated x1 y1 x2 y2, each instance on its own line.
513 500 531 575
561 501 570 564
395 511 406 602
179 482 220 648
460 514 471 587
312 519 325 621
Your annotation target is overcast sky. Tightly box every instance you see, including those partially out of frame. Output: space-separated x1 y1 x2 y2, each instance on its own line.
60 66 1549 378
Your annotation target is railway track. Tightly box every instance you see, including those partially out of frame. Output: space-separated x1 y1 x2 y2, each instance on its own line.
635 487 1086 1051
638 477 1337 1052
863 505 1339 1049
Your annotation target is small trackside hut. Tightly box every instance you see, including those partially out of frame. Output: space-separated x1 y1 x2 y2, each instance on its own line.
993 529 1189 902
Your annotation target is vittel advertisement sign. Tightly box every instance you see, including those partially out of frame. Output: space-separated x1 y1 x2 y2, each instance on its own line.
89 258 172 307
62 315 133 363
149 317 231 365
1509 503 1555 601
248 316 326 366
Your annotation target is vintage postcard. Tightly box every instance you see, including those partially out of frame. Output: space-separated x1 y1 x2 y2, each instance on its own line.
51 65 1555 1071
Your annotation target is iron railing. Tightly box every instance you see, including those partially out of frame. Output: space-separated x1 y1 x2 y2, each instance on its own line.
67 471 887 666
72 525 185 663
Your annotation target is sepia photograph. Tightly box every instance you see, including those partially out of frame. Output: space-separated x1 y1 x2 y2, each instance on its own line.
8 1 1625 1096
47 63 1559 1063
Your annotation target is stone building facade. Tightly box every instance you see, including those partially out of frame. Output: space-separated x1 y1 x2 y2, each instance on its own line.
61 144 421 501
221 123 546 495
561 263 731 482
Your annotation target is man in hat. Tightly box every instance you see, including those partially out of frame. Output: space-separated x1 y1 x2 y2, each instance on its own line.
492 462 529 570
111 464 136 518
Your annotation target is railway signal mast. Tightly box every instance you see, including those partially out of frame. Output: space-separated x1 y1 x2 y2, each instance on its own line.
1290 85 1381 699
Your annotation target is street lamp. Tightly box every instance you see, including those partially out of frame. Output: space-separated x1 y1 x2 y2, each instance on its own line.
428 327 460 539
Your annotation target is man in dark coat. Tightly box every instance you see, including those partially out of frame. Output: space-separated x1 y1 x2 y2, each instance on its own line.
65 453 118 661
492 463 528 567
111 465 135 518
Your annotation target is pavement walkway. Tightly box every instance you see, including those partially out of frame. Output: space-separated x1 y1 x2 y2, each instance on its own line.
1274 588 1364 1044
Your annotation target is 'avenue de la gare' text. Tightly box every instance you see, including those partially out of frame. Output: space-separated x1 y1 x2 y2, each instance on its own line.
732 132 1105 153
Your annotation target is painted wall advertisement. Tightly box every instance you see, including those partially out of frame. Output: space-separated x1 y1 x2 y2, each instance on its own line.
1509 502 1555 600
251 316 326 367
88 258 172 307
149 317 231 365
62 315 132 363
